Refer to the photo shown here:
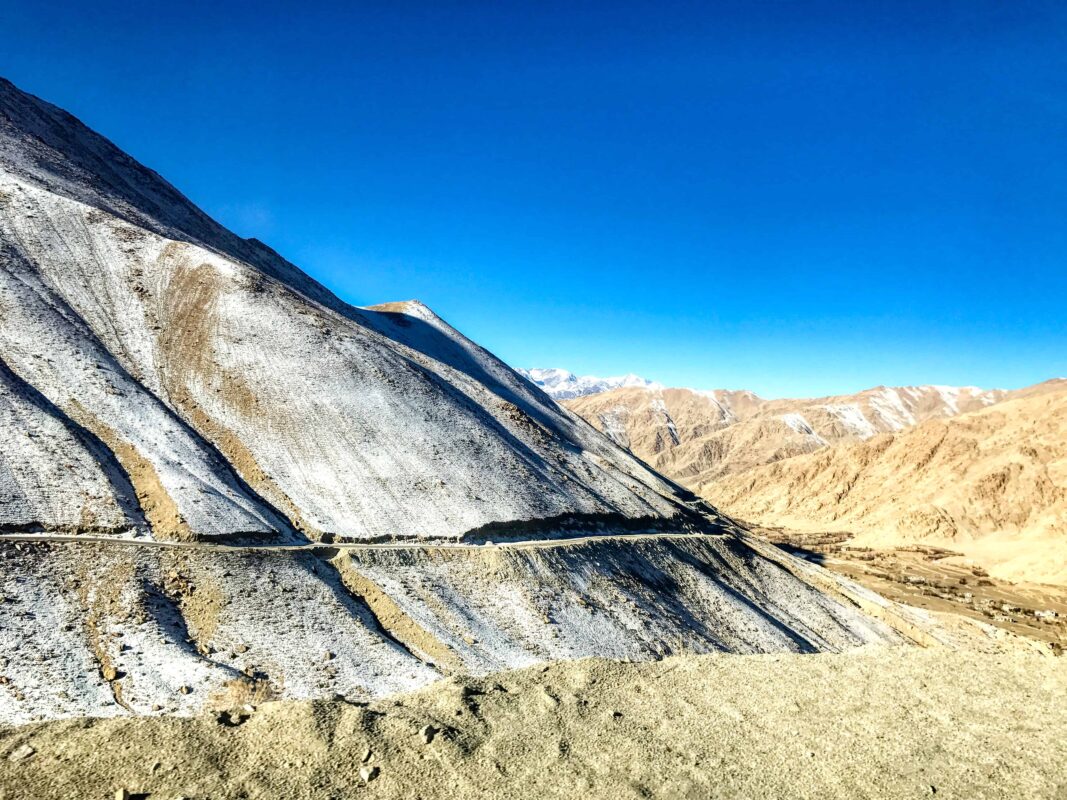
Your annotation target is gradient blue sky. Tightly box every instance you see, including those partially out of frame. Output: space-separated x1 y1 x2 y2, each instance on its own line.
3 1 1065 397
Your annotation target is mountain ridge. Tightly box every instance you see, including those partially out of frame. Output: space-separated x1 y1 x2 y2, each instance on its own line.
711 381 1067 585
558 374 1066 584
557 377 1006 483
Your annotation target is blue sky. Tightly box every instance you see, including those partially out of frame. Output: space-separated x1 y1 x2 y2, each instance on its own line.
2 1 1065 397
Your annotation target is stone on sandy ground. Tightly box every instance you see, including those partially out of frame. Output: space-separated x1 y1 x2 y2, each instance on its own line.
5 744 33 763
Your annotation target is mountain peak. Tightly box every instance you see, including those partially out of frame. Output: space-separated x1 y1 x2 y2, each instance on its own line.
518 368 662 400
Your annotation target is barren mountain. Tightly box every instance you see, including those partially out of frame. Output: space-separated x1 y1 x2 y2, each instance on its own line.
562 378 1066 585
710 381 1067 585
0 77 932 724
0 77 708 544
562 382 1003 486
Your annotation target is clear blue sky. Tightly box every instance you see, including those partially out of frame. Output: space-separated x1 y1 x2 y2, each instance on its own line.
3 1 1065 397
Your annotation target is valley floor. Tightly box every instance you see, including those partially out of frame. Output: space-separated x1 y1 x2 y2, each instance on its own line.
755 527 1067 651
0 646 1063 800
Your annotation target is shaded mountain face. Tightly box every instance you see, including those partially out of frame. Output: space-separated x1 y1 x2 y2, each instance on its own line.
0 78 700 542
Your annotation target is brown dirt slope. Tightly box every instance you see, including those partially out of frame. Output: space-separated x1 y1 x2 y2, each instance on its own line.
0 647 1063 800
709 382 1067 585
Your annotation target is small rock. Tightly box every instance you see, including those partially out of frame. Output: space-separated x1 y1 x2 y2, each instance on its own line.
361 748 373 763
102 665 118 681
359 765 380 783
234 644 249 654
115 790 131 800
7 743 34 762
216 708 251 727
178 685 192 695
322 650 335 661
419 724 439 744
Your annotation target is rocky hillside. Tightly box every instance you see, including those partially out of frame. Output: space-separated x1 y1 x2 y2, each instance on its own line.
561 379 1067 585
563 382 1004 486
0 535 916 723
711 381 1067 585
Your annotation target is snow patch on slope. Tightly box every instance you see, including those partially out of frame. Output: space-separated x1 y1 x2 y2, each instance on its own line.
932 385 962 414
693 390 743 424
820 404 879 439
597 407 631 449
651 396 680 445
779 413 828 446
866 388 916 431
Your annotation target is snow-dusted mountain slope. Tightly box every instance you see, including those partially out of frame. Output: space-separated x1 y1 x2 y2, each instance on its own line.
517 368 662 400
0 79 943 725
0 77 701 541
0 535 920 723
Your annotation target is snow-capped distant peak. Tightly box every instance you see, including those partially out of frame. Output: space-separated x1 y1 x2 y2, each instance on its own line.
518 368 662 400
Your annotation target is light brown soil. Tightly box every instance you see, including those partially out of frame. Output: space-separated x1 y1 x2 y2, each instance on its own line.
66 402 193 542
0 647 1063 800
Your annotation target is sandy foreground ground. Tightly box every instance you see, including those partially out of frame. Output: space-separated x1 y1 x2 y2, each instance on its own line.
0 647 1062 800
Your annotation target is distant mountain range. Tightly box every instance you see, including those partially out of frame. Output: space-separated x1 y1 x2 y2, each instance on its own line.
530 367 1066 584
711 379 1067 585
516 367 662 400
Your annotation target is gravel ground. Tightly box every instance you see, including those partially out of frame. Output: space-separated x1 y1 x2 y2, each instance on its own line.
0 646 1063 799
